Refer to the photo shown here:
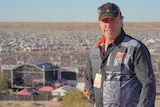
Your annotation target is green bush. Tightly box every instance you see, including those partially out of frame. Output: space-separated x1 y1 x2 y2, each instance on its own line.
60 87 93 107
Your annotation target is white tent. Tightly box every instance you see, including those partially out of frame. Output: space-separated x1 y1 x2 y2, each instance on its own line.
52 85 70 96
52 82 85 97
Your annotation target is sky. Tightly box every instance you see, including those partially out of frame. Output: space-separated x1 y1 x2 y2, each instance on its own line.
0 0 160 22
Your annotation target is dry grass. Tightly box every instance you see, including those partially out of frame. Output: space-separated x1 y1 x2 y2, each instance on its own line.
0 22 160 35
123 22 160 34
0 22 99 34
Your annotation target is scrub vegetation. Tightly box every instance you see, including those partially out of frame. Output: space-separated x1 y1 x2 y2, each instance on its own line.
60 87 93 107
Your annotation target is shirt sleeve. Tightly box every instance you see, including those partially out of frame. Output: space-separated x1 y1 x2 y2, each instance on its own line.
133 43 156 107
84 57 95 104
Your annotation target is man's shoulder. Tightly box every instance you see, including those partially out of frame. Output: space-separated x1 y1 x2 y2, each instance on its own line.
89 43 100 55
123 35 142 47
90 43 98 49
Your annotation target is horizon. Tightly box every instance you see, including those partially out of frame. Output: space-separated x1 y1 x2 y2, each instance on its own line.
0 21 160 23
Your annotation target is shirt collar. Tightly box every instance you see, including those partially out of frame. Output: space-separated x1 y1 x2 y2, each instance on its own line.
113 29 126 48
96 29 126 48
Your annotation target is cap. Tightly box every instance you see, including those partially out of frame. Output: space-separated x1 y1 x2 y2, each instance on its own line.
98 2 121 20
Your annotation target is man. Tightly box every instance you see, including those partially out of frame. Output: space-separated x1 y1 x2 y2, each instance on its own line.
84 2 156 107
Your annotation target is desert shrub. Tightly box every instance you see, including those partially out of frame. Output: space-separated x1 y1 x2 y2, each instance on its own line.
0 72 8 93
60 87 93 107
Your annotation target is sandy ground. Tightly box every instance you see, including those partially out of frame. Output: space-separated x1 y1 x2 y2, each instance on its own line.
1 90 160 107
0 101 61 107
0 99 159 107
156 99 160 107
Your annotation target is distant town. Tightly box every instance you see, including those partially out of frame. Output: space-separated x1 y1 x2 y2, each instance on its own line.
0 31 160 70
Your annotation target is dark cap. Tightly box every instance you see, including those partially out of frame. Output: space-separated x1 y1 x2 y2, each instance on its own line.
98 2 121 20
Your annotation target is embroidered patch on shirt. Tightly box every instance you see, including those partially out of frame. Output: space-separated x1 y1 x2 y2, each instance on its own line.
116 52 127 58
114 52 128 66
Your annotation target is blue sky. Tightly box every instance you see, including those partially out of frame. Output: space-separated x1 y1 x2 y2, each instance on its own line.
0 0 159 22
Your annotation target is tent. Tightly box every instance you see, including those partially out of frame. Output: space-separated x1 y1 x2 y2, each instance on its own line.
52 82 85 97
16 88 35 95
38 86 54 92
75 82 85 91
52 85 70 96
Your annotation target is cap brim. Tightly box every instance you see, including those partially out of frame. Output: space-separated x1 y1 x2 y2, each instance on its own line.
99 12 118 20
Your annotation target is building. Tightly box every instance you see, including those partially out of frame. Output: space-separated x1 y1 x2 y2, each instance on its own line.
1 62 59 89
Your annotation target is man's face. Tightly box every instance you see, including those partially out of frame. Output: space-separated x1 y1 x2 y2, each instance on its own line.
99 15 122 40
